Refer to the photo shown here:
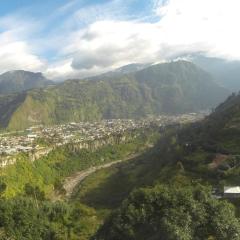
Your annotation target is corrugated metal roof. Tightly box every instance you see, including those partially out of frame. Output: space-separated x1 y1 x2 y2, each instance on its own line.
224 186 240 194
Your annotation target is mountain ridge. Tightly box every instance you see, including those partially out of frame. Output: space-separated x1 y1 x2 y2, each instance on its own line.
0 61 229 130
190 55 240 91
0 70 53 94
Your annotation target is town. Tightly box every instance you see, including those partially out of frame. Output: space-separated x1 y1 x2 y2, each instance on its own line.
0 112 208 160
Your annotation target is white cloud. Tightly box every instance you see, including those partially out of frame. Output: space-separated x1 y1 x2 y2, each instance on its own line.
45 59 77 80
0 39 46 73
45 58 109 80
156 0 240 60
1 0 240 80
0 15 46 74
69 21 160 68
51 0 240 79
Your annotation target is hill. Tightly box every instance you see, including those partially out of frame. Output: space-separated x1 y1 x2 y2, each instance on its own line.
0 90 239 240
0 61 229 130
0 70 53 94
178 92 240 155
73 90 240 240
94 63 151 78
192 55 240 91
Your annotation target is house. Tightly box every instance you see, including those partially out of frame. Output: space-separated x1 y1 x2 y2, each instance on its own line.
27 134 37 139
224 186 240 198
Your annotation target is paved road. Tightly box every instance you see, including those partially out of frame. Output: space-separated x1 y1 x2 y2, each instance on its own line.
63 153 140 198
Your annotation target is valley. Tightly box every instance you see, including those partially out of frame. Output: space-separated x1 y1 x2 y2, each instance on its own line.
71 93 240 240
0 61 229 130
62 152 140 198
0 112 205 168
0 83 238 240
0 55 237 240
1 1 240 239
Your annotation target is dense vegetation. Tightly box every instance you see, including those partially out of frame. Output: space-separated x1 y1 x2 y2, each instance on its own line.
1 92 240 239
95 184 240 240
0 197 100 240
0 129 161 239
0 61 229 130
171 92 240 186
72 93 240 239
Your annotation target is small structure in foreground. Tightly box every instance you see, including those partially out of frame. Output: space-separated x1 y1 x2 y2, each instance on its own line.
224 186 240 198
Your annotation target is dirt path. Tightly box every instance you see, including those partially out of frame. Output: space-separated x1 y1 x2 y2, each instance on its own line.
63 153 140 198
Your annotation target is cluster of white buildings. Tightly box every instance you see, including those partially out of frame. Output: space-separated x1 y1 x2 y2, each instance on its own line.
0 112 206 158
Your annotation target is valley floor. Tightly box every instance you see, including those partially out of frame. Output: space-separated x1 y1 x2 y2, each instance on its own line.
54 152 145 200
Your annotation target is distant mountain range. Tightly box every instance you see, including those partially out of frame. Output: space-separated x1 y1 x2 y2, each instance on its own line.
85 63 152 81
101 63 152 76
0 70 53 94
191 55 240 91
0 61 229 130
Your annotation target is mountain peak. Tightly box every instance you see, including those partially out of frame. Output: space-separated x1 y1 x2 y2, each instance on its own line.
0 70 53 94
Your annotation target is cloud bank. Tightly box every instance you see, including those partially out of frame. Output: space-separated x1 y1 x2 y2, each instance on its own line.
1 0 240 80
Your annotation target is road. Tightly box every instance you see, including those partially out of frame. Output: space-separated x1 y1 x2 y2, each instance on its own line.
63 153 140 198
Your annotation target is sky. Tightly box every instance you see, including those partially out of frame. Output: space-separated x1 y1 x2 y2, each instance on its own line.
0 0 240 80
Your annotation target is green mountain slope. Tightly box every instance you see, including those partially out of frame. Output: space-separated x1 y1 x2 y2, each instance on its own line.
0 61 229 130
0 70 53 94
178 92 240 155
192 55 240 91
72 91 240 240
0 92 240 240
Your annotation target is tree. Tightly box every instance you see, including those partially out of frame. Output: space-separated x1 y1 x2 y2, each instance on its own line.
95 184 240 240
0 182 7 196
24 183 45 201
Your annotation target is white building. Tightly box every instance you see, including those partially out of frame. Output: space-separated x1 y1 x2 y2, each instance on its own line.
224 186 240 198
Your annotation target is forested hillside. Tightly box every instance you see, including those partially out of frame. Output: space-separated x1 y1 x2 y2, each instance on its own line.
0 61 229 130
82 93 240 240
0 92 239 239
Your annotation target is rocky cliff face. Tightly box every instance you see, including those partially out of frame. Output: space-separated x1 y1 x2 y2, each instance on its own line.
0 127 153 168
65 130 139 153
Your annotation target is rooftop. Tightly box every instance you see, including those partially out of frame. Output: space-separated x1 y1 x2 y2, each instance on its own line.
224 186 240 194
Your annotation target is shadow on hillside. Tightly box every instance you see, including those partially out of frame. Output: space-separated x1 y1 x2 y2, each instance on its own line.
74 146 165 210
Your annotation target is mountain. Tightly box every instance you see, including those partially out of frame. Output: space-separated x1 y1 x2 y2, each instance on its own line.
105 63 151 75
88 63 152 80
79 93 240 239
162 91 240 185
0 77 239 239
191 55 240 91
185 92 240 154
0 61 229 130
0 70 53 94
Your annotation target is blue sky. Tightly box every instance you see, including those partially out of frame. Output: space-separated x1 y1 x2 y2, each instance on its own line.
0 0 239 80
0 0 156 17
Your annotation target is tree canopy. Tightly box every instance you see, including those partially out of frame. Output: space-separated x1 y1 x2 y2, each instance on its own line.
95 184 240 240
